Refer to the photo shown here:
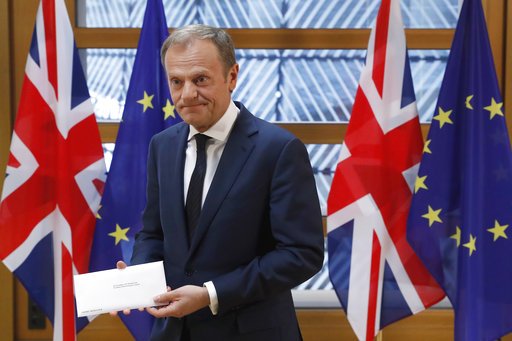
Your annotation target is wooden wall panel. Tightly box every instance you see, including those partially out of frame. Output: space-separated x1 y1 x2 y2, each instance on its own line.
482 0 506 88
297 309 455 341
382 310 454 341
77 315 132 341
11 0 39 107
0 266 14 341
11 308 512 341
297 309 357 341
74 28 454 49
99 122 431 145
302 309 512 341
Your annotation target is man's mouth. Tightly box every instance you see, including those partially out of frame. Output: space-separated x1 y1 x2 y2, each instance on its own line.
181 103 206 109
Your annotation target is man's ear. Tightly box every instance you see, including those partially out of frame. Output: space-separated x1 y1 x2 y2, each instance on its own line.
228 63 239 92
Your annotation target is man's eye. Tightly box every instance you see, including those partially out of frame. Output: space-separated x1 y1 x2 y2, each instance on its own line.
170 79 181 86
196 76 207 84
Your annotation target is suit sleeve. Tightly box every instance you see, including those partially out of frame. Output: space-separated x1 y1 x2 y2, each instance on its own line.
212 138 324 313
131 137 165 265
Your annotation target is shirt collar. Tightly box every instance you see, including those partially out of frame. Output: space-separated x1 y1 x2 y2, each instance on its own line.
188 101 239 142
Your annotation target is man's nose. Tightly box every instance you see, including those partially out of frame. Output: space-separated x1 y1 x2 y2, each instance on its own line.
182 81 198 100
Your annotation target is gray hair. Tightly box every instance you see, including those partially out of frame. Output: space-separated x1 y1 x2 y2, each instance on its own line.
161 24 236 75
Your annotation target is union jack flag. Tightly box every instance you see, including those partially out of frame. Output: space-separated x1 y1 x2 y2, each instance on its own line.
0 0 105 340
327 0 445 339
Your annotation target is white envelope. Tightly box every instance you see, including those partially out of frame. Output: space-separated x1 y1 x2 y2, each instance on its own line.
74 261 167 317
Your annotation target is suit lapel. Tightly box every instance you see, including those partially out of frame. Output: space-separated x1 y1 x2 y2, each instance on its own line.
162 124 189 245
189 106 258 255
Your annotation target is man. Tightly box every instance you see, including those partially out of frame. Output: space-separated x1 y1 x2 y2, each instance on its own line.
126 24 324 340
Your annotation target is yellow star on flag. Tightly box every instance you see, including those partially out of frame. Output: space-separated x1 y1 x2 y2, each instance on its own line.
414 175 428 193
433 107 454 128
465 95 474 110
450 226 461 247
422 205 443 227
96 204 102 219
484 97 503 120
463 234 477 256
108 224 130 245
487 220 509 241
162 99 175 120
137 91 154 112
423 139 432 154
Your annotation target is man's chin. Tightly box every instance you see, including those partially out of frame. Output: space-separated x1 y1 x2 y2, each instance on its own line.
180 112 201 121
179 108 205 118
180 114 206 129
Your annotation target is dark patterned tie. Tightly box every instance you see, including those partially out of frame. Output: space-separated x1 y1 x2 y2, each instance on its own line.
185 134 210 242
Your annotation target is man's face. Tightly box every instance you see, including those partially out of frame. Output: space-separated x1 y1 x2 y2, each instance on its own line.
164 39 238 132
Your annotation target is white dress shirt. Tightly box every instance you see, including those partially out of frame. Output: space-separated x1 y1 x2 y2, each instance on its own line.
184 101 239 315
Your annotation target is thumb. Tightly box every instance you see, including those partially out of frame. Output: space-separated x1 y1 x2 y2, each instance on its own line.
154 289 176 304
116 260 127 270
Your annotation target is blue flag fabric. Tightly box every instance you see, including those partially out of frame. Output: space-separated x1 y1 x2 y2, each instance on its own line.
407 0 512 340
89 0 180 339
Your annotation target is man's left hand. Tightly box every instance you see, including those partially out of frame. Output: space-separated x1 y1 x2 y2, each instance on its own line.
147 285 210 318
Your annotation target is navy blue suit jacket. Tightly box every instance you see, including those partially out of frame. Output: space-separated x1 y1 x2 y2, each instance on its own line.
132 102 324 340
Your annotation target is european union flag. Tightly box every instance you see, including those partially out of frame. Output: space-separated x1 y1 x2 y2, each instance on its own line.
407 0 512 340
89 0 180 340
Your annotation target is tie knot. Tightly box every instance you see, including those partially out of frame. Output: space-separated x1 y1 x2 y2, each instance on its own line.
195 134 210 151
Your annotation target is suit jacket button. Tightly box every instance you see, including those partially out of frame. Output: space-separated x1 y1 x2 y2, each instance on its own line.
185 269 194 276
